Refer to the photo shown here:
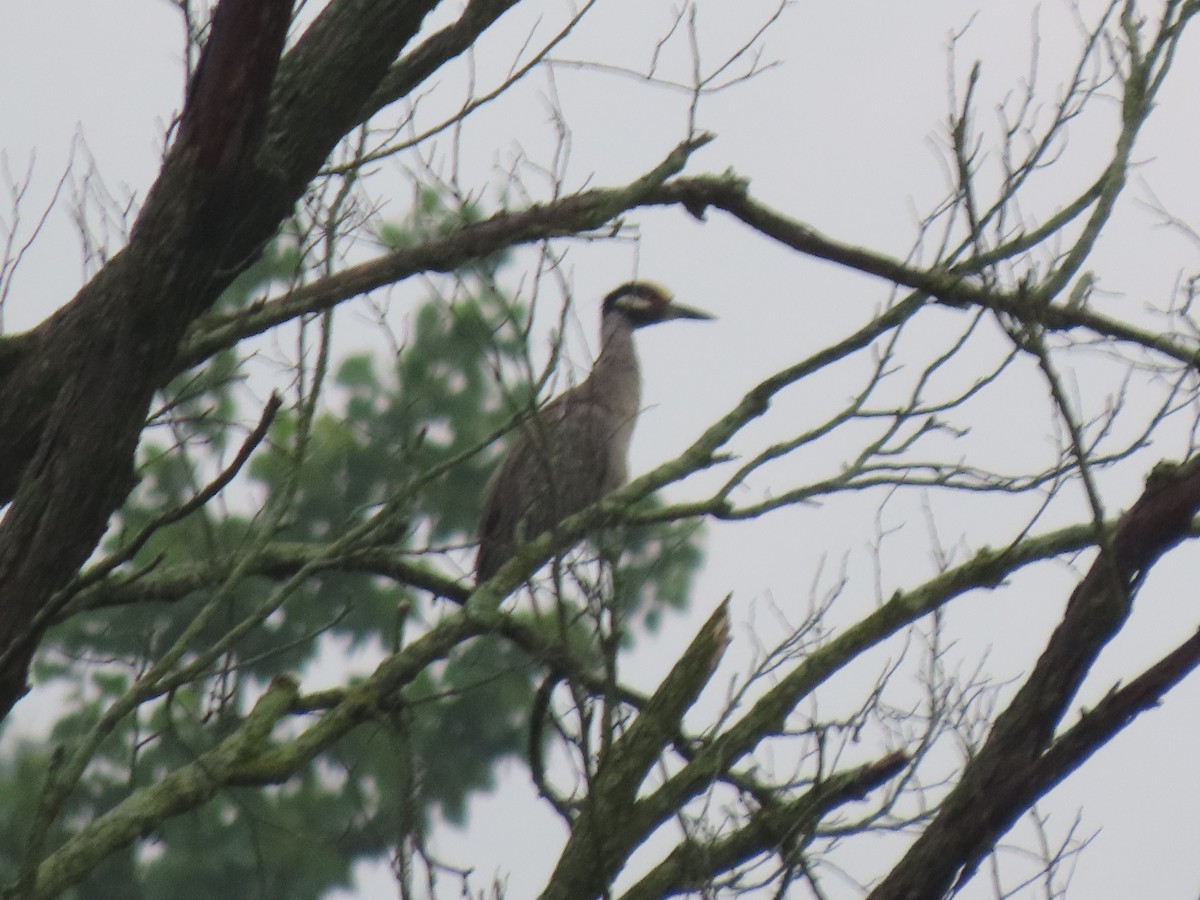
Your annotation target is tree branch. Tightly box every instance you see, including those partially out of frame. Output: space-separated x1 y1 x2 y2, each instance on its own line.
177 134 715 371
540 599 731 900
619 751 909 900
869 456 1200 900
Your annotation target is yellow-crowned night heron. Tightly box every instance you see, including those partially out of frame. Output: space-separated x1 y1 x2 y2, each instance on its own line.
474 282 713 583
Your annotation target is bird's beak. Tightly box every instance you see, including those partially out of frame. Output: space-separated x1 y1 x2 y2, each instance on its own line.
663 301 716 322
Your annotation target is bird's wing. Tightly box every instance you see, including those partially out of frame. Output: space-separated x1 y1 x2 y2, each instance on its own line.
475 389 621 582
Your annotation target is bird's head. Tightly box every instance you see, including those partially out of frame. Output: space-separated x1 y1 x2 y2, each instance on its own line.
602 282 715 328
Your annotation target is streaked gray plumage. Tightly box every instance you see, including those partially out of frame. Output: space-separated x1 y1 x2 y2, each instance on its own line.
474 282 713 584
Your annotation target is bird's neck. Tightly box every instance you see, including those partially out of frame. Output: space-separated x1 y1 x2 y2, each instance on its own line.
590 312 641 416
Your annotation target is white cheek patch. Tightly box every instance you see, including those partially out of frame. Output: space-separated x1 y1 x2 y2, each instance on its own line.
617 298 656 315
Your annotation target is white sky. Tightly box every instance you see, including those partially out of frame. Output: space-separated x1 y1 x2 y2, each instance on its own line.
3 1 1200 898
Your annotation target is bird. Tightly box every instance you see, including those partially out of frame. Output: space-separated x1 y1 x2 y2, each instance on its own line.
474 281 714 584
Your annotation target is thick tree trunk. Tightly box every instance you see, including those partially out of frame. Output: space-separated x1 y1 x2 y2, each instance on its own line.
0 0 441 720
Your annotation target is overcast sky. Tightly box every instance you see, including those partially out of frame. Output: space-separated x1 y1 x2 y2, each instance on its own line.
3 2 1200 898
